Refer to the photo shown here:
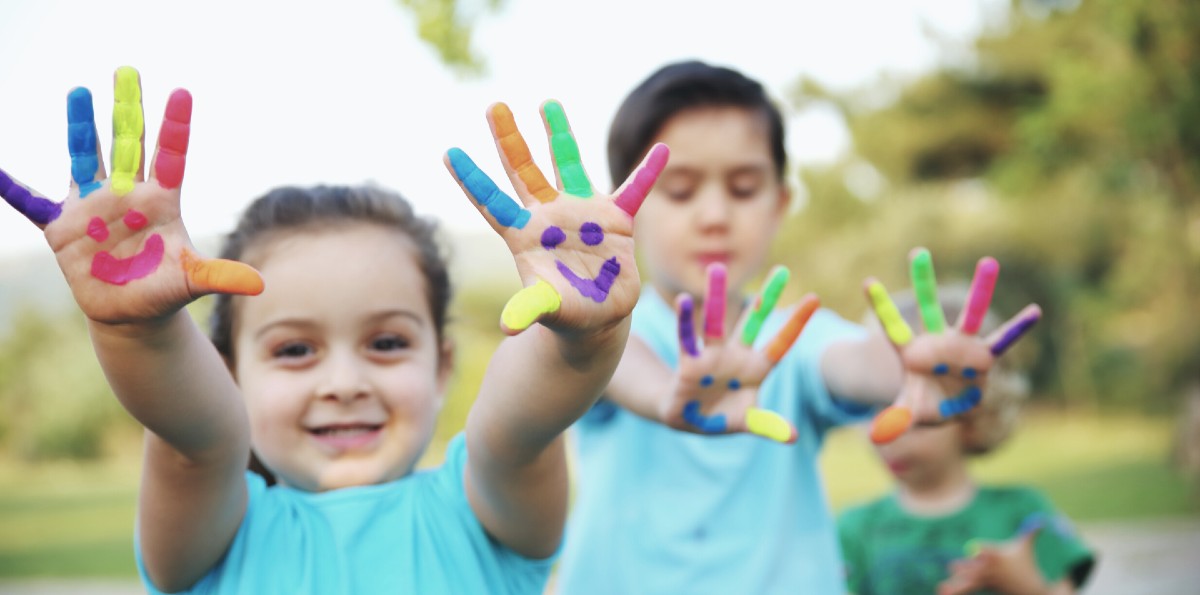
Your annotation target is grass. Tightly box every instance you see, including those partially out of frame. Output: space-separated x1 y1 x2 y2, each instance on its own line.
0 410 1195 578
820 409 1200 520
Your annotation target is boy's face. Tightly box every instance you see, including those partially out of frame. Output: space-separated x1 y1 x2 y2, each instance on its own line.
633 107 789 302
873 421 968 489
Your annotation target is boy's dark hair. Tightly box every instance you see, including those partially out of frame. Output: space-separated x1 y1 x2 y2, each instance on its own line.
607 60 787 188
207 185 453 485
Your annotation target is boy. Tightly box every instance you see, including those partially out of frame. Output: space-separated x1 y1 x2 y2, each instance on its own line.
838 289 1095 595
557 61 1036 593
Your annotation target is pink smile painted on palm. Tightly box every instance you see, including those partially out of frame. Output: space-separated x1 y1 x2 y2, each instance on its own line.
91 233 165 285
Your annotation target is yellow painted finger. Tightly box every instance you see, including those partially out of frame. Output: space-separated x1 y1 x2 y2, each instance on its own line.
110 66 144 196
500 279 562 333
866 280 913 347
745 408 797 444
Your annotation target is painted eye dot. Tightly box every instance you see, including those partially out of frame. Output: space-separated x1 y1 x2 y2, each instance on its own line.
123 209 148 230
87 217 110 242
580 222 604 246
541 226 566 250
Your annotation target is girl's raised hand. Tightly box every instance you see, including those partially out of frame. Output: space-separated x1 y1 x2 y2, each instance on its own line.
444 101 667 336
0 67 262 326
661 263 818 444
865 248 1041 444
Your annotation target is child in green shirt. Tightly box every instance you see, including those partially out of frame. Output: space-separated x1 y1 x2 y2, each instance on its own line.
838 287 1095 595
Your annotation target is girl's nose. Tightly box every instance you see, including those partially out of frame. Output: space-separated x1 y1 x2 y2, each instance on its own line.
694 184 732 229
317 351 370 403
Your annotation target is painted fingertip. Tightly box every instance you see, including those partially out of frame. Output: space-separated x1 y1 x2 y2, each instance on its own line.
500 279 561 334
746 408 797 444
869 406 913 444
682 400 727 434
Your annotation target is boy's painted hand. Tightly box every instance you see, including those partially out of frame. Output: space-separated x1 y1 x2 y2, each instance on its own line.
939 520 1056 595
0 67 262 326
444 101 667 335
865 248 1041 444
661 263 817 444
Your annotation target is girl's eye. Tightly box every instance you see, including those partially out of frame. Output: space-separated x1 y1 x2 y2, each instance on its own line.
272 342 314 360
728 173 765 199
371 335 410 352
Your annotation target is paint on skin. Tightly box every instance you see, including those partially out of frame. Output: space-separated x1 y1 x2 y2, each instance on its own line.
867 281 913 346
500 278 562 332
447 148 531 229
700 375 714 387
556 257 620 302
962 257 999 334
990 309 1040 356
870 405 913 444
745 408 796 443
727 378 741 390
91 233 165 285
543 101 592 198
0 168 61 225
765 294 819 363
154 89 191 189
123 209 148 230
110 67 144 197
741 266 790 346
682 400 727 434
933 363 950 375
180 248 264 296
541 226 566 249
938 386 982 418
704 264 727 339
613 143 668 217
962 367 977 380
580 222 603 246
67 88 101 197
87 217 110 242
491 103 557 203
678 294 699 357
910 248 946 334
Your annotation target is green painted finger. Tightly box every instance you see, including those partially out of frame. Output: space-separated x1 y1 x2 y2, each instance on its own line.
867 280 913 346
910 248 946 333
741 266 790 345
500 279 562 333
110 66 144 196
543 101 592 197
745 408 797 443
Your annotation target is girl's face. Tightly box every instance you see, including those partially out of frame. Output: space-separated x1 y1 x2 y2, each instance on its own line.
232 225 450 492
633 107 789 304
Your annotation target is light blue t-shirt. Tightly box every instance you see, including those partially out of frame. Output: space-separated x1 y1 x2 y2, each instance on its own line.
558 288 871 595
136 434 554 594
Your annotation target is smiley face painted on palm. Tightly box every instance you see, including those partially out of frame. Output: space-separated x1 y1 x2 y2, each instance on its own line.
540 222 620 302
87 209 165 285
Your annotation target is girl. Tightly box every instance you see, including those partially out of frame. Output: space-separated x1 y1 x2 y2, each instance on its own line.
0 67 666 593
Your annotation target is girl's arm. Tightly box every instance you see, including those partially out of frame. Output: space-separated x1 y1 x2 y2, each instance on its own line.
0 68 263 591
443 101 665 557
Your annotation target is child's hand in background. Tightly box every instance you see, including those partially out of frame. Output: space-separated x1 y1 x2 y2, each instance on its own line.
0 66 262 326
939 524 1063 595
866 248 1040 444
444 101 666 337
660 264 817 444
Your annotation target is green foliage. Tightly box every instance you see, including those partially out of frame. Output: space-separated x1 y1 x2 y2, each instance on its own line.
396 0 507 77
789 0 1200 411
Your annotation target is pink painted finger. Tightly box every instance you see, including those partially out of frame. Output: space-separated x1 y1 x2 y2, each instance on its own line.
152 89 192 189
987 304 1041 356
703 263 727 340
959 257 999 334
613 143 668 217
677 293 699 357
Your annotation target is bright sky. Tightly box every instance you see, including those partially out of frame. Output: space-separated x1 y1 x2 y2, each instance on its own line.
0 0 999 256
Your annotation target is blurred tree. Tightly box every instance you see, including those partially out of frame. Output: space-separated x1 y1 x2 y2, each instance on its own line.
787 0 1200 411
396 0 507 77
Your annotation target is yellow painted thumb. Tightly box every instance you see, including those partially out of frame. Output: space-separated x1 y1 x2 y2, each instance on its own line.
500 279 561 333
745 408 797 444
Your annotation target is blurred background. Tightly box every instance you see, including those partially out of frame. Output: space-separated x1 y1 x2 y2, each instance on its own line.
0 0 1197 592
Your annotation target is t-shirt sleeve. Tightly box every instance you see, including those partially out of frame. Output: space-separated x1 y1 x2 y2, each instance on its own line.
1018 489 1096 588
836 508 868 595
134 471 268 594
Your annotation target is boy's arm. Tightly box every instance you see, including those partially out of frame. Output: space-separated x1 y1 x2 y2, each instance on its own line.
1 70 263 591
444 101 666 558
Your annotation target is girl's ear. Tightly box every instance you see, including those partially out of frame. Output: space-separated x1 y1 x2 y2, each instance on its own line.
436 338 456 396
775 185 792 216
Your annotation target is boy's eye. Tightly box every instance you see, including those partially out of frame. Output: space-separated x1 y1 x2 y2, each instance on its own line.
272 342 314 359
370 335 410 352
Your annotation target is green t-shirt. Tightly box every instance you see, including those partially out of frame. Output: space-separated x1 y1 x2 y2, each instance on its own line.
837 486 1094 595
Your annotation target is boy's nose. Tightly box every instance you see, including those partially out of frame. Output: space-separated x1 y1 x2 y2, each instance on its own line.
318 351 370 403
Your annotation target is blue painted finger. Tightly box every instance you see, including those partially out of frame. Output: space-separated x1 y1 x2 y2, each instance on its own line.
67 88 102 197
447 148 531 229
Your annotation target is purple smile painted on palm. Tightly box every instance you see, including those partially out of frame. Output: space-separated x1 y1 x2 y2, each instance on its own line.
541 222 620 302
